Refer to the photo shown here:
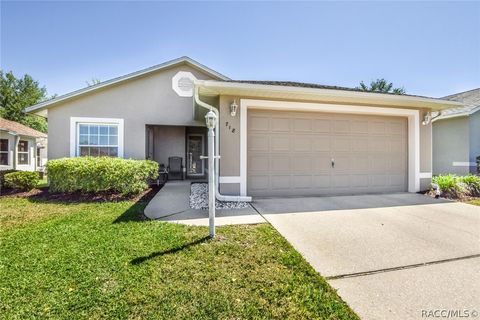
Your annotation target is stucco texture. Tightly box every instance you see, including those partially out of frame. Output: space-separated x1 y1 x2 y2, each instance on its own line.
47 64 215 160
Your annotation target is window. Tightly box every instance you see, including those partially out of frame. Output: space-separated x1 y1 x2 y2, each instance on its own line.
0 139 8 165
18 140 29 165
77 123 119 157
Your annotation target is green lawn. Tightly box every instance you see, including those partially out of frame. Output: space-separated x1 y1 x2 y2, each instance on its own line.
467 199 480 206
0 194 357 319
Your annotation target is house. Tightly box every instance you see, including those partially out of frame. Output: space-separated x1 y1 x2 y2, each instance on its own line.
432 88 480 175
25 56 460 198
0 117 48 172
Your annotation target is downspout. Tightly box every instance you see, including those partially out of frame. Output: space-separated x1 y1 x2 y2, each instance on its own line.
194 86 252 202
13 134 19 170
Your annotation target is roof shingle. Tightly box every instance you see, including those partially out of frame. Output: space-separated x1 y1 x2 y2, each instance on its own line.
0 118 47 138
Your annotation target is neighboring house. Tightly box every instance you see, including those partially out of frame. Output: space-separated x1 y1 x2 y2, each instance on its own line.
433 88 480 175
26 56 460 198
0 118 48 172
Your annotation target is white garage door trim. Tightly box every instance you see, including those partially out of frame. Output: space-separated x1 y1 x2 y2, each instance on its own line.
239 99 421 196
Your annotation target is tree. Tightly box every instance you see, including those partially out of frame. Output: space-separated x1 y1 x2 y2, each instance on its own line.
357 78 405 95
86 78 101 86
0 71 52 133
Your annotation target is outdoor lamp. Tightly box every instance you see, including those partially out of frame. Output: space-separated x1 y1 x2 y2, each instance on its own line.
230 100 238 117
205 110 217 129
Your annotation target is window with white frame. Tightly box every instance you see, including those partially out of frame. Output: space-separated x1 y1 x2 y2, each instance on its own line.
0 138 8 165
77 123 119 157
18 140 29 165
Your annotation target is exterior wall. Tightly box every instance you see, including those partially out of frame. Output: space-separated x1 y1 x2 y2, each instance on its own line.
0 132 37 172
47 64 215 160
469 110 480 174
432 117 470 175
152 126 186 167
217 95 433 195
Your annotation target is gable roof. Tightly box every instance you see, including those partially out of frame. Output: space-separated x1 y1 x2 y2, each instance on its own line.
436 88 480 120
221 80 435 99
25 56 230 115
0 118 47 138
197 80 462 111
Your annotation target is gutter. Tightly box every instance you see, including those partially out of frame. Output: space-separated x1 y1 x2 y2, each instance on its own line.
194 86 252 202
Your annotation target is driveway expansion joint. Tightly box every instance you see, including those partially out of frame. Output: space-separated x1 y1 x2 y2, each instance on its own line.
326 253 480 280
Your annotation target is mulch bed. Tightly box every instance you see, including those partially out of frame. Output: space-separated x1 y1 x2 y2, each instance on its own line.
0 185 162 203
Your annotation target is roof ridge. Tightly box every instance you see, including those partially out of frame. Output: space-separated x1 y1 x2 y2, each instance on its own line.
441 87 480 99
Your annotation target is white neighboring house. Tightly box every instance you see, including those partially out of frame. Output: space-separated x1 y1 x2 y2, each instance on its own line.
0 117 47 172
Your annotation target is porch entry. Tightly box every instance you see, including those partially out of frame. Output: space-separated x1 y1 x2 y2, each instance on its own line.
146 125 207 180
187 134 204 176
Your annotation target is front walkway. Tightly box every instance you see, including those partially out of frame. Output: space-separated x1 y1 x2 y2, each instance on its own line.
144 181 265 226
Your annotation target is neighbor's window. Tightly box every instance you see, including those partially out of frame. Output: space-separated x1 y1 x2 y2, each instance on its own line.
18 140 29 165
0 138 8 165
78 123 119 157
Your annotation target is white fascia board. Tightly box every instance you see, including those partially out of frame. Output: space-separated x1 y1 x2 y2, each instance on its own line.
26 57 229 114
196 80 462 110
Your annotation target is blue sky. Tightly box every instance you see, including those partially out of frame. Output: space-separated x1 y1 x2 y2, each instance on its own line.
1 1 479 98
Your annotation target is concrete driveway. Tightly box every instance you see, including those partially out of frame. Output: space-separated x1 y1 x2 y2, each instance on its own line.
252 193 480 320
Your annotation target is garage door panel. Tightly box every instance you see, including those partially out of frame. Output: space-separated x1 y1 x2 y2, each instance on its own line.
248 110 407 196
271 136 290 152
270 156 290 171
292 175 312 189
293 118 312 132
270 117 290 132
313 136 331 151
334 120 350 133
313 119 331 133
248 135 269 151
293 137 312 151
271 175 291 190
333 137 351 152
313 175 332 188
293 156 313 172
249 116 270 131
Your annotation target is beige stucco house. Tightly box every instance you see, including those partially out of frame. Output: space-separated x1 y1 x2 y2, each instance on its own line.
0 118 47 172
26 57 460 198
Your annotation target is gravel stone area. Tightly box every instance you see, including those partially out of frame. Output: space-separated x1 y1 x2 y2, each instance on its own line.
189 183 250 209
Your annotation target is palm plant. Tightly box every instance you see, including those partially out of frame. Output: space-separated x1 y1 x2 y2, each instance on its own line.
357 78 405 94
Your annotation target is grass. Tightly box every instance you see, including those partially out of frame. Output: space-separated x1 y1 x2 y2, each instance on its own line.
0 195 357 319
467 199 480 206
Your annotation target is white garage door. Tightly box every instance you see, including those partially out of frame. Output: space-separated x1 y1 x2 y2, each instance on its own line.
247 110 408 197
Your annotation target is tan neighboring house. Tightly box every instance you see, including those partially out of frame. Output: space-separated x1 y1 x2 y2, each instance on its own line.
0 118 48 172
433 88 480 175
26 56 460 198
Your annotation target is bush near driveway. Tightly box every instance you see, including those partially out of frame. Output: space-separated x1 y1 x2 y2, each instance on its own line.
3 171 39 191
432 174 480 198
46 157 158 195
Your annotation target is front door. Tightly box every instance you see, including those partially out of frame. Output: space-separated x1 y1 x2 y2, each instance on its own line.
187 134 204 177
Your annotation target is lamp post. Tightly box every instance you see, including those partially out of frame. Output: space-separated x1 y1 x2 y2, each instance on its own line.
205 110 217 238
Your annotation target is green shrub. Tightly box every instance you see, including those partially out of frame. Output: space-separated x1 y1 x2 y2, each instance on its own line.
0 169 17 189
432 174 458 194
46 157 158 195
458 175 480 196
4 171 40 191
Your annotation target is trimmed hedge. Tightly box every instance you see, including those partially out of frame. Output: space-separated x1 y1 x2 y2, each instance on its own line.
46 157 158 195
432 174 480 198
4 171 40 191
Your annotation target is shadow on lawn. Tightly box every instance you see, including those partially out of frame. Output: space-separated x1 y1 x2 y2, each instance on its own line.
130 236 211 265
112 186 162 223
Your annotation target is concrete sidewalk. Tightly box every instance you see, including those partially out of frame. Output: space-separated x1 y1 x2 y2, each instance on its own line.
144 181 265 226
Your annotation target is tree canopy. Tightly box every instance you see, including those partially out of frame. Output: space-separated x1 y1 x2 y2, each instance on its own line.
357 78 405 95
0 71 53 133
